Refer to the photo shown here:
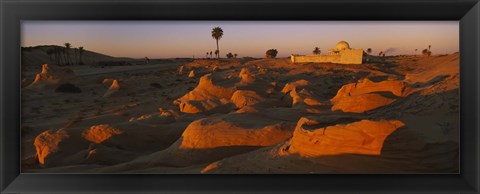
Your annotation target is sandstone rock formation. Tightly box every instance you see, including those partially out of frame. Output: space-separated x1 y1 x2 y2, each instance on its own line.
81 124 124 144
330 78 411 113
179 98 235 115
176 73 237 102
179 115 293 149
104 79 120 97
280 118 405 157
188 70 195 78
28 64 75 88
330 78 410 103
230 90 265 108
34 129 70 165
281 80 323 108
331 93 396 113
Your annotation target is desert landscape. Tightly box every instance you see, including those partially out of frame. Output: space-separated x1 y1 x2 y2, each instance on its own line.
21 22 459 173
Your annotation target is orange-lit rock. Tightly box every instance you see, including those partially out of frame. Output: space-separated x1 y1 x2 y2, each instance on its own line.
188 70 195 78
179 98 235 115
81 124 124 144
281 118 405 157
239 67 256 84
281 80 323 107
281 79 312 93
330 78 410 104
230 90 265 108
34 129 70 165
177 73 237 102
178 65 185 75
102 78 115 85
331 93 396 113
103 79 120 97
28 64 75 88
129 111 176 125
179 114 294 149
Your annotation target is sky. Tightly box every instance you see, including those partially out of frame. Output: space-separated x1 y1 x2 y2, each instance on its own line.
21 21 459 58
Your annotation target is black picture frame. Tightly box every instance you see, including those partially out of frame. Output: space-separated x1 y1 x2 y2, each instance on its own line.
1 0 479 193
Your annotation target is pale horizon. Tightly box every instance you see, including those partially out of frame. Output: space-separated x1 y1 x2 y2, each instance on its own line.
21 21 459 58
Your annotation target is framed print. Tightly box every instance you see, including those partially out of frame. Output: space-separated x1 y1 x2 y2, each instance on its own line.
1 0 479 193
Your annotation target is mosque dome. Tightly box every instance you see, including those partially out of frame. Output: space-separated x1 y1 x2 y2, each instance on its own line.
335 41 350 50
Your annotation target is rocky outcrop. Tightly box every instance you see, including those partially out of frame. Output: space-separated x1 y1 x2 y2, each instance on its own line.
179 115 293 149
331 78 410 103
176 73 237 102
34 129 71 165
331 93 396 113
179 98 235 115
28 64 75 88
281 118 405 157
330 78 411 113
103 80 120 97
230 90 265 108
81 124 124 144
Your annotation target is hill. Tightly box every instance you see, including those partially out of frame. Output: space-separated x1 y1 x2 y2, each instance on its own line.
21 45 131 68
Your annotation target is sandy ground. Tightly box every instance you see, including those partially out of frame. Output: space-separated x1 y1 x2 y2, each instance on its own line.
21 54 459 173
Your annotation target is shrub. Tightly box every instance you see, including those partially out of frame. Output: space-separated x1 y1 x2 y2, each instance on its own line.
265 49 278 58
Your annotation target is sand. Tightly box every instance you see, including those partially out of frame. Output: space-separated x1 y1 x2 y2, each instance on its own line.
21 53 459 173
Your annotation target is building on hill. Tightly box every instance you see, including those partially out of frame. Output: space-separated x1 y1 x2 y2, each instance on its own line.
291 41 364 64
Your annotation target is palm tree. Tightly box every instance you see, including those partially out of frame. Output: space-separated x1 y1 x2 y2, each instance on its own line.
422 48 431 57
209 51 213 58
211 27 224 59
78 46 84 65
428 45 431 51
366 48 372 55
64 43 71 65
313 47 321 55
214 50 219 58
234 53 238 58
206 52 209 59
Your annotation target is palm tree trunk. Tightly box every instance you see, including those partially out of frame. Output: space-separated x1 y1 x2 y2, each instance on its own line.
216 39 219 59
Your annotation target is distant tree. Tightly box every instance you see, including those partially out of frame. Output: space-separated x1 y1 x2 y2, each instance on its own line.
73 48 78 65
313 47 321 55
214 50 219 58
209 51 213 58
366 48 372 55
428 45 431 51
265 49 278 58
64 43 71 65
378 51 383 57
78 46 84 65
211 27 224 59
422 48 431 57
206 52 209 59
234 53 238 58
226 52 234 58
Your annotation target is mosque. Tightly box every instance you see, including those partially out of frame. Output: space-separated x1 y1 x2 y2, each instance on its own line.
290 41 364 64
